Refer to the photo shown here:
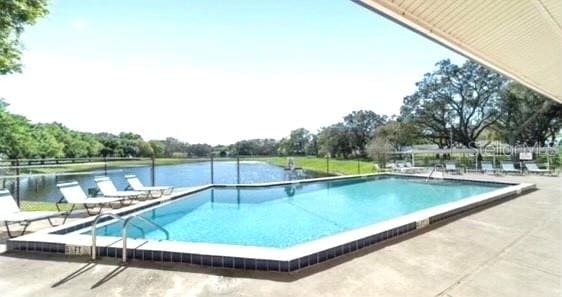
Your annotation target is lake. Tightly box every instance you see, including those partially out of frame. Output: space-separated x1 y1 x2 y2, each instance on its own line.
3 161 326 202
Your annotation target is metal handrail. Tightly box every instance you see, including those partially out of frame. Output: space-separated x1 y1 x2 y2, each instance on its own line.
122 215 169 263
91 212 145 261
92 213 124 261
426 164 445 182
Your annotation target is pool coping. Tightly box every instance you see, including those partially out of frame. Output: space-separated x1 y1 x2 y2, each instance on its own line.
7 173 535 272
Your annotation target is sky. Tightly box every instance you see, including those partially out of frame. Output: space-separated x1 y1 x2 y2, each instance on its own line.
0 0 465 145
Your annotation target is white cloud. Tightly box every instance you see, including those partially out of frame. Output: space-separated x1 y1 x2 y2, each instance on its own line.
0 53 415 145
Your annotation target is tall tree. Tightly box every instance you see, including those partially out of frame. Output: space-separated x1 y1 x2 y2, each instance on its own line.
343 110 387 156
401 59 506 148
287 128 312 155
496 82 562 146
371 121 423 151
32 124 64 158
0 0 48 74
0 103 37 158
149 140 166 157
317 123 353 158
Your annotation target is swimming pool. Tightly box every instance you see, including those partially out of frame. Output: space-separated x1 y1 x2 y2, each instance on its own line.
94 176 505 248
8 174 534 272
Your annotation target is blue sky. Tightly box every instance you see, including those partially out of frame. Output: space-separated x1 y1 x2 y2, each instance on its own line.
0 0 465 145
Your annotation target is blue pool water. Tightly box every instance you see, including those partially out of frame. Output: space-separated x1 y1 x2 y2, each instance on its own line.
94 176 506 248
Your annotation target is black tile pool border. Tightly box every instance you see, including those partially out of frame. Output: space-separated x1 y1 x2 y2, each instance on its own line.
6 174 532 273
7 221 417 272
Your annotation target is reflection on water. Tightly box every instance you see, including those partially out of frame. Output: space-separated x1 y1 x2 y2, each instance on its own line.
2 161 326 202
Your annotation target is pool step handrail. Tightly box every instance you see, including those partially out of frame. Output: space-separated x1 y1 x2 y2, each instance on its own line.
426 164 445 182
91 213 125 261
91 212 146 261
122 215 169 263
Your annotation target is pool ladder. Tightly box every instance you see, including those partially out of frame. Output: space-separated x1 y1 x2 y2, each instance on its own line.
91 212 169 263
426 164 445 182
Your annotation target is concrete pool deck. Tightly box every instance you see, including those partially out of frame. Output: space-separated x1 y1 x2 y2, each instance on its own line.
0 174 560 297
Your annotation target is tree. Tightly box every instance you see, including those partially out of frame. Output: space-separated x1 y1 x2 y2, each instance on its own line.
162 137 187 157
372 121 422 151
186 143 212 157
343 110 387 156
62 132 90 158
317 123 353 158
401 59 506 148
0 109 37 158
367 136 393 168
32 124 64 158
287 128 312 155
304 134 318 156
149 140 166 157
231 139 279 156
82 133 104 156
496 82 562 146
367 121 417 168
0 0 48 74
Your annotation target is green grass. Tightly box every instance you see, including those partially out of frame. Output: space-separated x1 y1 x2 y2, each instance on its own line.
20 201 78 212
250 156 378 175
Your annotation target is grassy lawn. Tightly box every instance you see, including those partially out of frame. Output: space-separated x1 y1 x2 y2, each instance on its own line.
252 156 378 175
20 201 78 212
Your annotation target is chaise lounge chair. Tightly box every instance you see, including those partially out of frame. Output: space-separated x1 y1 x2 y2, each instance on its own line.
524 162 550 175
125 174 173 198
399 162 426 174
390 162 404 172
1 189 65 238
445 162 461 174
500 161 521 175
481 161 496 175
56 181 129 216
94 176 143 200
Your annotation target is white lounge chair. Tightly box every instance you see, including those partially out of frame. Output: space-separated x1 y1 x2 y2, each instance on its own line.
125 174 173 198
500 162 521 174
524 162 550 175
94 176 143 200
481 161 496 175
399 162 426 174
1 189 65 238
445 162 461 174
57 181 129 216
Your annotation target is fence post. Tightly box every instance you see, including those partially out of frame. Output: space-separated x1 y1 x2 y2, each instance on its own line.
326 155 330 175
104 156 108 176
151 155 156 186
210 155 214 184
236 156 240 184
15 158 20 207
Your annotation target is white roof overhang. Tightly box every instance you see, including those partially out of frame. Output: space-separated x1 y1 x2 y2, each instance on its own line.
354 0 562 103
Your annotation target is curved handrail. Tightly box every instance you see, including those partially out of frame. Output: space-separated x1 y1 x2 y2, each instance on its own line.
91 213 123 261
122 215 169 263
91 212 145 261
426 164 445 182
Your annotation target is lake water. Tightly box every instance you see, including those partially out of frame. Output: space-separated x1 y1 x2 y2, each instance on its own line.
3 161 326 202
